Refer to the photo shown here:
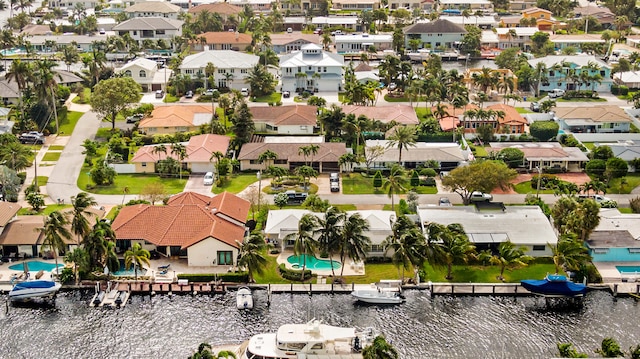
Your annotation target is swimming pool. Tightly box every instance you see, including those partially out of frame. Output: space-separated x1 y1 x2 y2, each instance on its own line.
287 254 341 270
616 266 640 274
113 259 148 276
8 261 63 272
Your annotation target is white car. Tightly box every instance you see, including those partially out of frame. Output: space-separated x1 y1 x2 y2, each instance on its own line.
241 88 249 97
203 172 214 186
470 191 493 202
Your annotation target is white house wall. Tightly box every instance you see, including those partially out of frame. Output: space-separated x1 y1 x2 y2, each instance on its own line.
187 237 238 267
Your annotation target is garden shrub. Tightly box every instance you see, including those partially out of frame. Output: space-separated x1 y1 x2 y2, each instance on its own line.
420 168 437 177
373 171 382 188
630 196 640 213
278 263 312 281
530 121 559 142
423 177 436 186
410 170 420 187
531 174 559 189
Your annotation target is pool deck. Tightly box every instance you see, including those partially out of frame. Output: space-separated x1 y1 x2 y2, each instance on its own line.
593 261 640 283
277 252 365 276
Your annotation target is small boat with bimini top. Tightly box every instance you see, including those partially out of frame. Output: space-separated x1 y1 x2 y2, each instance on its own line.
520 274 587 298
236 286 253 310
351 279 404 304
242 319 375 359
8 280 62 301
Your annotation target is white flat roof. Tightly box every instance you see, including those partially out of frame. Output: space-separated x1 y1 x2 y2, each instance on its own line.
335 34 393 43
263 136 324 143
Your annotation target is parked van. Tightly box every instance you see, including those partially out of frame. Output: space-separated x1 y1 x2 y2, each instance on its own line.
548 89 565 98
578 194 611 203
203 172 214 186
155 90 164 99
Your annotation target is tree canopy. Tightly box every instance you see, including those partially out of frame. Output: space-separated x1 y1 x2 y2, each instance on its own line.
90 77 142 129
442 161 517 204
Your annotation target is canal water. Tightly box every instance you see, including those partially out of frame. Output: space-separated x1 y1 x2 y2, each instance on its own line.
1 289 639 358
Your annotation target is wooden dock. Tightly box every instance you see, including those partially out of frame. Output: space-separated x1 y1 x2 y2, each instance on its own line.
428 282 532 296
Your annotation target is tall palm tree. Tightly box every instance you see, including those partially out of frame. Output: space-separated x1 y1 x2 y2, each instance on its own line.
257 149 278 173
64 247 87 285
171 142 187 179
315 206 346 278
152 144 167 173
32 59 63 133
387 126 417 163
382 164 407 211
382 215 426 282
237 232 268 283
70 192 98 245
0 141 32 171
487 241 532 281
84 220 116 271
41 211 72 272
362 335 399 359
426 223 475 280
5 59 30 117
549 234 591 274
124 243 150 281
339 212 371 278
284 214 318 281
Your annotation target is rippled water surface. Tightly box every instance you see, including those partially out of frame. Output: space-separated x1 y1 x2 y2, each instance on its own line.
1 290 639 358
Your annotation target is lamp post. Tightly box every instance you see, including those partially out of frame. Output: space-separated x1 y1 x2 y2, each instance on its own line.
257 171 262 214
535 166 542 199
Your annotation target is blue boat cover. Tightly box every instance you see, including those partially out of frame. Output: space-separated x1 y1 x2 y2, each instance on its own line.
521 276 587 297
13 280 56 290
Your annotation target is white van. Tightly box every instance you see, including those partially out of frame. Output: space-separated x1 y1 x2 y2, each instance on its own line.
203 172 214 186
548 89 565 98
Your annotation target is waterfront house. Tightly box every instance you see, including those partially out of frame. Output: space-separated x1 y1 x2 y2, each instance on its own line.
389 0 434 12
250 105 318 135
489 142 589 172
311 16 360 32
549 34 606 52
335 33 393 54
179 51 259 90
270 34 322 54
112 17 183 48
495 27 538 50
0 202 20 238
341 105 419 125
129 134 230 174
440 15 498 29
402 19 466 50
587 209 640 278
238 140 347 172
112 191 249 267
613 71 640 89
552 106 632 134
189 32 252 52
573 6 615 28
280 44 344 93
116 58 173 93
331 0 380 11
228 0 271 12
417 205 558 256
138 105 213 135
364 140 467 169
187 2 242 22
438 0 493 12
124 2 181 19
521 7 555 31
527 55 612 93
486 104 528 134
23 34 105 53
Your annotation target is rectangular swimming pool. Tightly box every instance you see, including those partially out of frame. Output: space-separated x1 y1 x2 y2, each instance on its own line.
616 266 640 274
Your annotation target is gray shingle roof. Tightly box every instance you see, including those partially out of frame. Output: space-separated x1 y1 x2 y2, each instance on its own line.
113 17 183 31
403 19 466 34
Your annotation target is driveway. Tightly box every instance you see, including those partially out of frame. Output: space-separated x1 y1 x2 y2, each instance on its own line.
140 93 166 104
183 175 214 196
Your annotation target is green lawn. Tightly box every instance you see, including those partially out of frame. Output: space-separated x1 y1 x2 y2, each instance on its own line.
42 152 61 161
48 145 65 150
264 183 319 195
618 207 633 214
253 93 282 103
513 181 557 195
582 142 596 150
342 173 436 195
254 254 290 284
383 94 409 102
164 94 179 103
212 173 259 194
608 174 640 194
32 176 49 187
58 111 83 135
556 97 607 102
470 145 489 157
515 107 533 114
77 167 187 194
71 88 91 104
18 204 72 215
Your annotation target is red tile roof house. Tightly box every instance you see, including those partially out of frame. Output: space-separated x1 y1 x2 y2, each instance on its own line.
341 104 419 125
130 134 230 174
487 104 528 134
112 191 250 267
238 142 347 172
250 105 318 135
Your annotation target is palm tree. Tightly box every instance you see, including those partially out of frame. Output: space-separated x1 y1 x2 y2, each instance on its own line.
382 215 426 282
387 126 417 164
487 241 533 281
170 142 187 179
339 212 371 278
382 164 407 211
284 214 318 281
70 192 98 245
550 235 591 274
426 223 475 280
124 243 150 281
84 220 116 271
295 165 317 190
315 206 346 278
152 144 167 173
237 232 268 283
257 149 278 173
41 211 72 272
64 247 87 285
362 335 399 359
33 59 63 133
5 59 30 117
0 141 33 171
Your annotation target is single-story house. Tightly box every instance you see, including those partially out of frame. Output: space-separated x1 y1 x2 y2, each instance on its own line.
549 34 606 52
440 15 498 29
138 105 213 134
179 50 259 90
552 106 632 134
489 142 589 172
0 80 20 105
353 63 379 84
613 71 640 89
124 1 181 19
311 16 360 32
112 191 249 267
264 209 395 256
187 2 242 21
116 57 173 92
238 141 347 172
250 105 318 135
403 19 466 50
190 31 252 52
270 33 322 54
341 104 419 125
487 104 528 134
365 140 467 169
595 140 640 171
587 208 640 266
417 205 558 256
434 103 480 132
130 134 230 174
0 202 20 238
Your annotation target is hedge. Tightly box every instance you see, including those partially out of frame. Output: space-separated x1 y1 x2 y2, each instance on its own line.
177 272 249 283
278 263 313 281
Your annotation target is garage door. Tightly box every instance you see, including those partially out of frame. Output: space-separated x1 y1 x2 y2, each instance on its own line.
191 163 214 174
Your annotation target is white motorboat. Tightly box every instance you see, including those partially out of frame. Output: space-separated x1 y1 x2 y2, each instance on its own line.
236 286 253 310
351 280 404 305
242 319 375 359
8 280 62 301
407 48 430 62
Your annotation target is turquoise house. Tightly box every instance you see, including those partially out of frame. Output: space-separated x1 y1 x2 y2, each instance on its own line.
527 55 613 93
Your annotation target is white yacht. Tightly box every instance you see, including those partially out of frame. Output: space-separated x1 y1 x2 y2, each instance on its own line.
8 280 62 301
351 280 404 305
242 319 375 359
236 286 253 310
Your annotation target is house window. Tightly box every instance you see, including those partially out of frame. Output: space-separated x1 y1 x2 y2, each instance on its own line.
230 69 235 73
250 159 260 164
124 70 132 77
323 67 327 72
142 162 147 167
532 245 545 251
185 69 194 74
548 70 554 77
300 125 307 130
370 244 384 252
600 70 605 76
217 251 233 265
139 70 146 78
156 30 165 35
274 159 287 164
241 69 248 73
557 82 561 87
218 69 225 74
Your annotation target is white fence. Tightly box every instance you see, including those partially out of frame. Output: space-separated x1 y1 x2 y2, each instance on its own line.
572 133 640 143
109 163 136 174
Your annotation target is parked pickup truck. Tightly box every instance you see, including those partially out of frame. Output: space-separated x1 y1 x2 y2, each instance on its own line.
19 131 45 144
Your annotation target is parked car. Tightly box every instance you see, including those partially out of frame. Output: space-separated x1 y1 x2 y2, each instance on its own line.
548 89 565 98
388 82 397 91
205 89 217 96
203 172 214 186
19 132 44 144
331 30 343 36
330 182 340 192
578 194 611 203
285 190 307 204
470 191 493 202
126 114 144 123
185 90 194 99
282 91 290 98
241 88 249 97
330 173 339 182
155 90 164 99
529 102 540 112
439 197 452 206
287 27 293 33
313 28 323 34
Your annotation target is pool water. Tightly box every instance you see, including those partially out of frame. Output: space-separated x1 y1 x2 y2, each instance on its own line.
287 254 341 270
616 266 640 274
9 261 63 272
113 259 148 276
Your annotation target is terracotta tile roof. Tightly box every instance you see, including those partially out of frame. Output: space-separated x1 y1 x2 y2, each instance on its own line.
167 192 213 206
112 192 249 249
139 105 213 129
131 134 230 163
487 104 528 126
553 106 632 123
0 215 43 245
341 105 419 125
0 202 21 227
188 2 242 15
434 103 479 131
250 105 318 127
354 63 373 72
238 142 347 162
196 31 252 44
522 7 551 15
